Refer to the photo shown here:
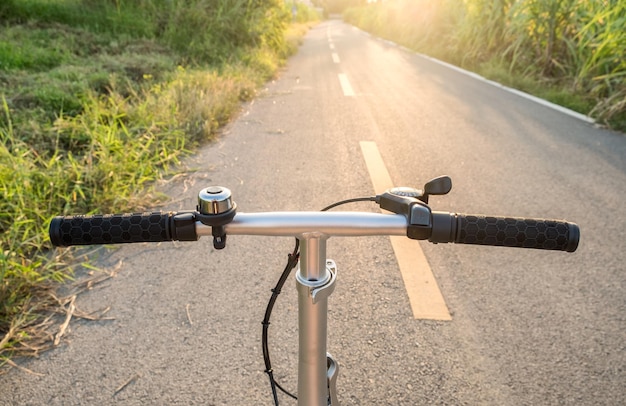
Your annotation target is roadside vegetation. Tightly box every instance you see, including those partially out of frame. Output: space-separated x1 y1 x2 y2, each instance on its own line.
0 0 320 366
344 0 625 131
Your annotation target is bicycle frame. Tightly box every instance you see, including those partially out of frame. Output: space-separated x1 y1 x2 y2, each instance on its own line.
199 212 408 406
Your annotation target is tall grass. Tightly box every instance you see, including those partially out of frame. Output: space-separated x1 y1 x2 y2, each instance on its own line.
1 0 319 362
1 98 71 355
344 0 625 130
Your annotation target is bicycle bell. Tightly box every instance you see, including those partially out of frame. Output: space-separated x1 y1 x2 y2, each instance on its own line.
197 186 237 249
198 186 234 215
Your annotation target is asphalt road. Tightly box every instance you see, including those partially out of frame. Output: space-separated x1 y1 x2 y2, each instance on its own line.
3 20 625 405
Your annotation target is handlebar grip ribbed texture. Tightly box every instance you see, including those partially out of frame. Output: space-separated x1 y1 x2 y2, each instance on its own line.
456 214 579 252
49 212 180 247
430 212 579 252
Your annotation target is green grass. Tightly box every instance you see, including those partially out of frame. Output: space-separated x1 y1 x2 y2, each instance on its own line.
344 0 626 131
0 0 320 364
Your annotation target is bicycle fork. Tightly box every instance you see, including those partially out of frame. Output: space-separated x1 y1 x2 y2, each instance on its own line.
296 235 340 406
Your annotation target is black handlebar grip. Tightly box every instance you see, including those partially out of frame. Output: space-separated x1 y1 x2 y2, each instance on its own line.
430 212 579 252
49 211 199 247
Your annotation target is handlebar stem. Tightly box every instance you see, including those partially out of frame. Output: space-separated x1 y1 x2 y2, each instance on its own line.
207 211 408 405
297 236 335 406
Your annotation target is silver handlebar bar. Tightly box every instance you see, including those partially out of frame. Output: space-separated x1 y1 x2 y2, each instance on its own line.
201 211 408 237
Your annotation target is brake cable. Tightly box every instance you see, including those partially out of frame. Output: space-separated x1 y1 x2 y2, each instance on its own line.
262 196 377 405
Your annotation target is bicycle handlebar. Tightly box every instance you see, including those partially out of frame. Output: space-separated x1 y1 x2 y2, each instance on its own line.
46 184 579 406
50 210 579 252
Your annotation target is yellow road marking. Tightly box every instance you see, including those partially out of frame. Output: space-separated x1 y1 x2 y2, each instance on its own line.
360 141 451 321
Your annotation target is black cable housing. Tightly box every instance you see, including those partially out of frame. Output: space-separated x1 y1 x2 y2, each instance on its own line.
262 239 300 403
